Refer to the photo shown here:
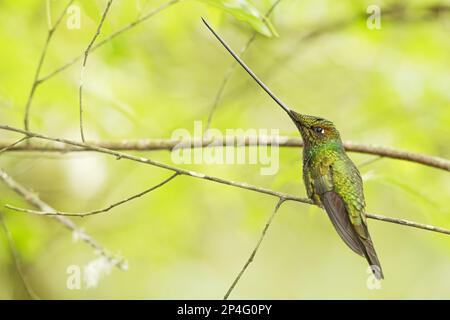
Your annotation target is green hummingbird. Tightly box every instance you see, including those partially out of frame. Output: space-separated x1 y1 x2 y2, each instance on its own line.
203 18 384 280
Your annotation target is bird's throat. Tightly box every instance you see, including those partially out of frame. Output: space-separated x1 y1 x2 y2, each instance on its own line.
302 139 343 167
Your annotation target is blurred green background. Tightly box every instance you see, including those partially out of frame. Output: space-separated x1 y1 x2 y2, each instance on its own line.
0 0 449 299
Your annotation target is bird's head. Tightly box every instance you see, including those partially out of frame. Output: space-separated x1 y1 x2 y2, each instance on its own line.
289 111 342 147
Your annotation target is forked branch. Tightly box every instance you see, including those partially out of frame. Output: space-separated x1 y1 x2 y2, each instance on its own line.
23 0 74 131
224 198 285 300
6 173 178 217
79 0 114 142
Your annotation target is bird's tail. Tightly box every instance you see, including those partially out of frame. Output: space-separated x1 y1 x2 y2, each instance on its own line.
359 236 384 280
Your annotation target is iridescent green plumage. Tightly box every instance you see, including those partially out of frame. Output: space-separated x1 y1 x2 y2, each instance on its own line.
294 112 383 279
203 19 383 279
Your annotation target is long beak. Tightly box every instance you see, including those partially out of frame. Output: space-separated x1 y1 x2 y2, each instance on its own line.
202 18 298 124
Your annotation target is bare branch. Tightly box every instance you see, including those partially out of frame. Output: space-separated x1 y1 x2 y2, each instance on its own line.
0 125 449 236
366 213 450 235
0 168 127 270
0 137 29 156
343 141 450 172
6 173 178 217
0 136 448 172
23 0 74 131
205 0 283 131
39 0 181 83
0 126 312 203
224 198 285 300
79 0 114 142
0 212 39 299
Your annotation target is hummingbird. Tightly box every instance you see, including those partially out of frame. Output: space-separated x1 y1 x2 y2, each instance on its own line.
203 18 384 280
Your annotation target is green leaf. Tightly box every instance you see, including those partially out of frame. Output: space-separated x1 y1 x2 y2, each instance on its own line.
79 0 101 23
79 0 112 34
199 0 278 37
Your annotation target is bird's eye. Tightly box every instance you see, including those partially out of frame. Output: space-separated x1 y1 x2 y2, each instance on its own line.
312 126 325 134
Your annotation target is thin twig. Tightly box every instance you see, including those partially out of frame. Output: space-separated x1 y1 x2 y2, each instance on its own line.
46 0 52 29
366 213 450 235
205 0 282 131
0 125 449 236
0 212 40 300
224 198 285 300
358 156 383 168
0 137 29 156
39 0 181 83
343 142 449 172
6 173 178 217
23 0 74 131
79 0 114 142
0 126 312 203
0 135 448 172
0 168 127 270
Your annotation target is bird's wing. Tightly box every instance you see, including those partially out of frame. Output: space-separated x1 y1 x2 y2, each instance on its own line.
313 165 366 256
322 192 365 255
314 160 384 279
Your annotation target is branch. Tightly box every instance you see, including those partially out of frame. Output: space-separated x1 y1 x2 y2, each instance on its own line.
38 0 181 84
23 0 74 131
6 173 178 217
1 125 449 236
358 156 383 168
0 212 39 299
366 213 450 235
224 198 285 300
205 0 283 131
0 125 312 203
79 0 114 142
343 141 449 172
0 136 448 172
0 137 29 155
0 168 127 270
